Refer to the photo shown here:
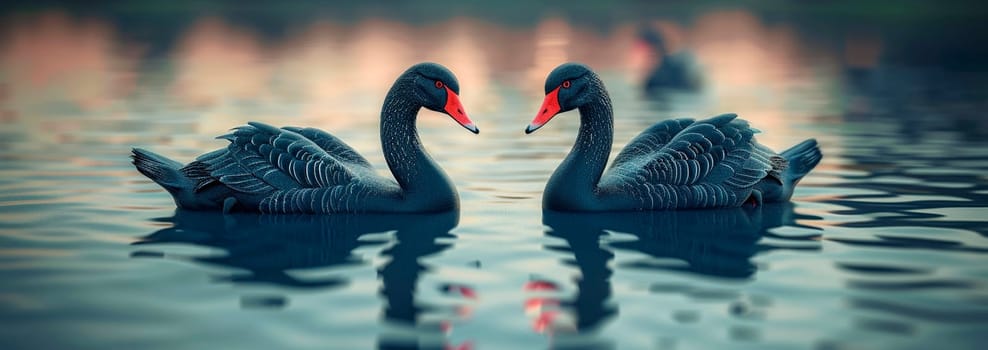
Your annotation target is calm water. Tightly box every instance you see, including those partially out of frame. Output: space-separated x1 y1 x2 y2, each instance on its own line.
2 9 988 350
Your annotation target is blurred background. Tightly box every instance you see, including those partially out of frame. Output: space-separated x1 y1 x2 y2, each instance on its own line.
2 0 987 138
2 1 988 349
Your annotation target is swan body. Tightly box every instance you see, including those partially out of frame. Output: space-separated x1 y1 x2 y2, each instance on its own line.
132 63 478 214
644 51 703 92
526 63 821 212
639 25 703 92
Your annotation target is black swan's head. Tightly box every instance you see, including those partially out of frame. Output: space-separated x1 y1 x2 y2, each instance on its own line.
637 24 667 54
402 62 478 134
525 62 603 134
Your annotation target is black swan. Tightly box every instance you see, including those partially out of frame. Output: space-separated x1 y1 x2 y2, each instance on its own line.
132 62 477 213
526 63 821 211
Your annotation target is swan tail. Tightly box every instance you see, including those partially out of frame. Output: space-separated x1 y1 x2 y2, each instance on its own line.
132 148 204 208
132 148 188 189
781 139 822 181
778 139 822 200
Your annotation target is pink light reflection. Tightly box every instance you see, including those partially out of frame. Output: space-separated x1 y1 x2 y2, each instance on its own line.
0 11 139 111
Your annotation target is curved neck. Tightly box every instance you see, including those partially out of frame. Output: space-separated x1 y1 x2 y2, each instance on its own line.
380 82 455 203
546 82 613 203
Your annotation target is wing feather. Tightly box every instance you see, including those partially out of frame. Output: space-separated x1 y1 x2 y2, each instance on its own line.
611 118 695 168
282 126 373 169
606 113 783 191
183 122 365 196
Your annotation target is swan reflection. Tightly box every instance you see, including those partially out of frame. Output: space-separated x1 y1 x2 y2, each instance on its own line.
133 210 471 348
533 203 820 335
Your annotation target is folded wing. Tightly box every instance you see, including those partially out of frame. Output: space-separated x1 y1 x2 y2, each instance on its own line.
183 122 367 195
608 113 784 190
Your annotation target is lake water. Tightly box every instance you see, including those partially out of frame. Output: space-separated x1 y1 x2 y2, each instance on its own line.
2 8 987 350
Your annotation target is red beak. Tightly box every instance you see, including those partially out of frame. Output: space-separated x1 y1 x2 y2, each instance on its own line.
444 87 478 134
526 87 561 134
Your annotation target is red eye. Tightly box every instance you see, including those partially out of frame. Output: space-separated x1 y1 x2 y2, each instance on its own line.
562 80 571 88
435 81 444 89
